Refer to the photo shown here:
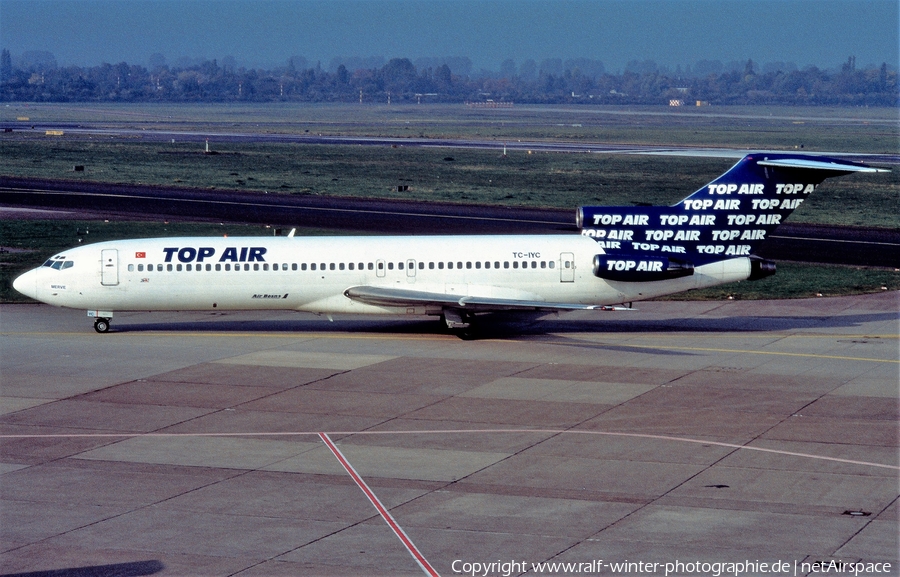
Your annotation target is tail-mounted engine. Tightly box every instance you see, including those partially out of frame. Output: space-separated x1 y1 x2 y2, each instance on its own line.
593 254 694 282
748 256 776 280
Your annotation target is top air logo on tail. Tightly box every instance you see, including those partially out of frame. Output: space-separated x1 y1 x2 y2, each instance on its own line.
578 153 888 280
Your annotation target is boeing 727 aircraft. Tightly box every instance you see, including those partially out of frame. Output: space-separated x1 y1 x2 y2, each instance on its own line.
13 153 888 336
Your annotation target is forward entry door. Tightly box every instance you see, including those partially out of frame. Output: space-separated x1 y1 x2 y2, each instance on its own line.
101 249 119 286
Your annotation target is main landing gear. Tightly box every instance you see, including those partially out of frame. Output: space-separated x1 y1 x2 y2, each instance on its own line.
93 318 111 333
441 309 479 340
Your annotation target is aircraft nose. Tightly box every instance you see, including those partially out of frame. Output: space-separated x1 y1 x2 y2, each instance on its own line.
12 269 38 300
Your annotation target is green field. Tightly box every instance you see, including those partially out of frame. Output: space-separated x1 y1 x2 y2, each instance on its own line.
1 139 897 228
1 103 897 303
3 102 898 151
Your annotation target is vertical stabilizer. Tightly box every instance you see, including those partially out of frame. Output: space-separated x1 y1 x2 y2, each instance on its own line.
578 154 888 265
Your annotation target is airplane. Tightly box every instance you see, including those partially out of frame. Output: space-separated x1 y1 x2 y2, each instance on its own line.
12 153 889 337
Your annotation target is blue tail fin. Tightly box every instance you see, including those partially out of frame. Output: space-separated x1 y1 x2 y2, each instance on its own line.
578 154 887 267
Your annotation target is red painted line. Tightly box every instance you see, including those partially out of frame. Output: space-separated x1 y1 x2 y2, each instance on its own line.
318 432 440 577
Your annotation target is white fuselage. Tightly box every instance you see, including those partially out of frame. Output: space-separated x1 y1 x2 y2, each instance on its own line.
13 234 752 317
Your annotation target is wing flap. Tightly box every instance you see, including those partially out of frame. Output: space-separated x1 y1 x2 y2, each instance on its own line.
343 285 605 312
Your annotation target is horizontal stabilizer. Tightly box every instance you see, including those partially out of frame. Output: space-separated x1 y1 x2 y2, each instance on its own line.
756 158 890 173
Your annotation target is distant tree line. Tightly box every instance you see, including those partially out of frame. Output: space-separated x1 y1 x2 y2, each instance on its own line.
1 50 896 106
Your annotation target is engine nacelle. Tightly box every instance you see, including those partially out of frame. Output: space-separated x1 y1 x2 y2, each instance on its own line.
593 254 694 282
748 256 776 280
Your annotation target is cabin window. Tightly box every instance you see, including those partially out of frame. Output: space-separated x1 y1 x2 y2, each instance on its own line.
301 263 307 271
167 264 173 271
329 263 335 271
429 262 435 270
176 264 183 271
369 263 375 270
224 264 230 271
504 261 509 269
205 264 211 271
310 263 316 271
244 263 251 271
387 262 394 270
348 263 354 270
466 262 472 269
156 264 162 272
398 262 404 270
438 262 444 269
214 264 220 271
263 263 269 271
339 263 345 270
186 264 192 271
128 264 135 272
549 261 555 269
512 262 518 269
531 261 537 269
377 262 383 271
358 262 364 270
540 261 546 269
137 264 144 272
418 262 425 270
475 262 481 269
291 263 297 271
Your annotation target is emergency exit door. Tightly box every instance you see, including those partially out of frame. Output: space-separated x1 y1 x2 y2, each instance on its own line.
560 252 575 282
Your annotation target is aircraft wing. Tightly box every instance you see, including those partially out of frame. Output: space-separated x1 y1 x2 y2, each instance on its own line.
343 285 611 312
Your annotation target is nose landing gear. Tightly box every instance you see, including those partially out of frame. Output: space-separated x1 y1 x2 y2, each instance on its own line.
88 311 114 333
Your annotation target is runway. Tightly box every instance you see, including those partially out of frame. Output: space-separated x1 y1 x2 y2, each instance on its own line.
1 293 897 576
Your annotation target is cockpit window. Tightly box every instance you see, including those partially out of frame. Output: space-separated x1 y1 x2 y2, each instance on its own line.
42 258 74 270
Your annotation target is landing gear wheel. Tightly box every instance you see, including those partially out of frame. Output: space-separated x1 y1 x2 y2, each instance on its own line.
457 326 479 340
93 318 110 333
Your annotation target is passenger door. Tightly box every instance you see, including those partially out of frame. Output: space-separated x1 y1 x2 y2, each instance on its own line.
101 249 119 286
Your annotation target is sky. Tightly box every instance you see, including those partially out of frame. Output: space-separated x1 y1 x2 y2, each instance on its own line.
1 0 897 73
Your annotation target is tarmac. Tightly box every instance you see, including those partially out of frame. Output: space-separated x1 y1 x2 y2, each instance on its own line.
1 292 898 577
